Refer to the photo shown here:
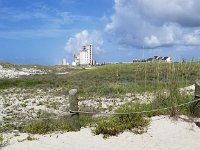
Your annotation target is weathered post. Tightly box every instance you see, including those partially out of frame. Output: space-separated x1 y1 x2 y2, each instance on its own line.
191 80 200 117
69 89 80 130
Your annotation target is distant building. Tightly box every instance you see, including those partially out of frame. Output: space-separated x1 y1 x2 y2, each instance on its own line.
133 56 172 63
62 58 67 65
163 57 172 63
72 61 77 66
146 56 172 63
132 59 146 62
73 44 94 66
60 58 69 66
74 53 80 65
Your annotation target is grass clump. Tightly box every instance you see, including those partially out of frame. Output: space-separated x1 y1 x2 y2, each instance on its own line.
150 93 193 117
93 103 150 138
0 123 17 133
79 115 97 127
18 135 38 142
25 135 37 141
0 134 8 149
19 111 73 134
21 118 74 134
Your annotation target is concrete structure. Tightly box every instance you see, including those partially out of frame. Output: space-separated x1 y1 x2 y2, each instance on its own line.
73 44 93 66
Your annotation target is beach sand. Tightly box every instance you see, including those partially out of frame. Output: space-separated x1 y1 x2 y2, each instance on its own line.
3 116 200 150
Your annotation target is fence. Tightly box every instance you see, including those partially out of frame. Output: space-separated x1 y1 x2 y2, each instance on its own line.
1 81 200 131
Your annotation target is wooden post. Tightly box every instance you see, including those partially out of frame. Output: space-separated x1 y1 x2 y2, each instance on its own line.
191 80 200 117
69 89 80 130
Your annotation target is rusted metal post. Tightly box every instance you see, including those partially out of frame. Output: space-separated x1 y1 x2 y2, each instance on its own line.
69 89 80 130
191 80 200 117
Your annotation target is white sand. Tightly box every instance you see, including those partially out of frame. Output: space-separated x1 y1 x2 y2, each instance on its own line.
3 116 200 150
0 67 45 79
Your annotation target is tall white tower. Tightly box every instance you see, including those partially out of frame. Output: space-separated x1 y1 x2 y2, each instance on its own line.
79 44 93 65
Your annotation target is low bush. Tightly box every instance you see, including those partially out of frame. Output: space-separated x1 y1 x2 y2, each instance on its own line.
0 123 17 133
21 118 74 134
93 103 150 138
0 134 8 148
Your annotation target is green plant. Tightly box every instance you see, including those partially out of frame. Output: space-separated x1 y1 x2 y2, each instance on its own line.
79 115 97 127
0 123 17 133
18 135 37 142
21 118 74 134
26 135 37 141
0 134 8 148
93 103 150 138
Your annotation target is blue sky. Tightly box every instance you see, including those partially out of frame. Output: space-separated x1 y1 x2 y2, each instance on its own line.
0 0 200 65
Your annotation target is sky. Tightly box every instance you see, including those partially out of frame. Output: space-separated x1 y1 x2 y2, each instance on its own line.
0 0 200 65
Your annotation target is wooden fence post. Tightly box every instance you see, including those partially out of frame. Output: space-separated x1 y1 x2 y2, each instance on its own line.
69 89 80 131
191 80 200 117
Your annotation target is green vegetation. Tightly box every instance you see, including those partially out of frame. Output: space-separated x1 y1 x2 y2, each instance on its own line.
17 135 37 142
0 123 17 133
0 134 3 148
1 62 199 97
93 103 150 138
0 62 199 137
0 134 8 148
21 118 74 134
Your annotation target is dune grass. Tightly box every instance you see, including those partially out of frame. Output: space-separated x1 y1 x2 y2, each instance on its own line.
0 62 199 137
1 62 199 97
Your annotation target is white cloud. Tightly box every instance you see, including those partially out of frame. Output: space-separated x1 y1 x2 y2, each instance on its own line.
0 29 65 39
106 0 200 48
183 30 200 45
138 0 200 27
64 30 103 54
0 3 94 30
144 35 160 47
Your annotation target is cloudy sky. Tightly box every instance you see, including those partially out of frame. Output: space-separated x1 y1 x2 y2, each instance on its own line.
0 0 200 65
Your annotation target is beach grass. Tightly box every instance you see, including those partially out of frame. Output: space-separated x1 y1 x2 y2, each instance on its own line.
0 62 199 137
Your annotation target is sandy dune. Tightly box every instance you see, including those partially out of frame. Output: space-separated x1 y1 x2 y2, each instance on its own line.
3 116 200 150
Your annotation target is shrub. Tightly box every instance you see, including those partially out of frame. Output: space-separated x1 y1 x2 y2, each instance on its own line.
21 118 74 134
93 103 150 138
0 123 17 133
0 134 8 148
